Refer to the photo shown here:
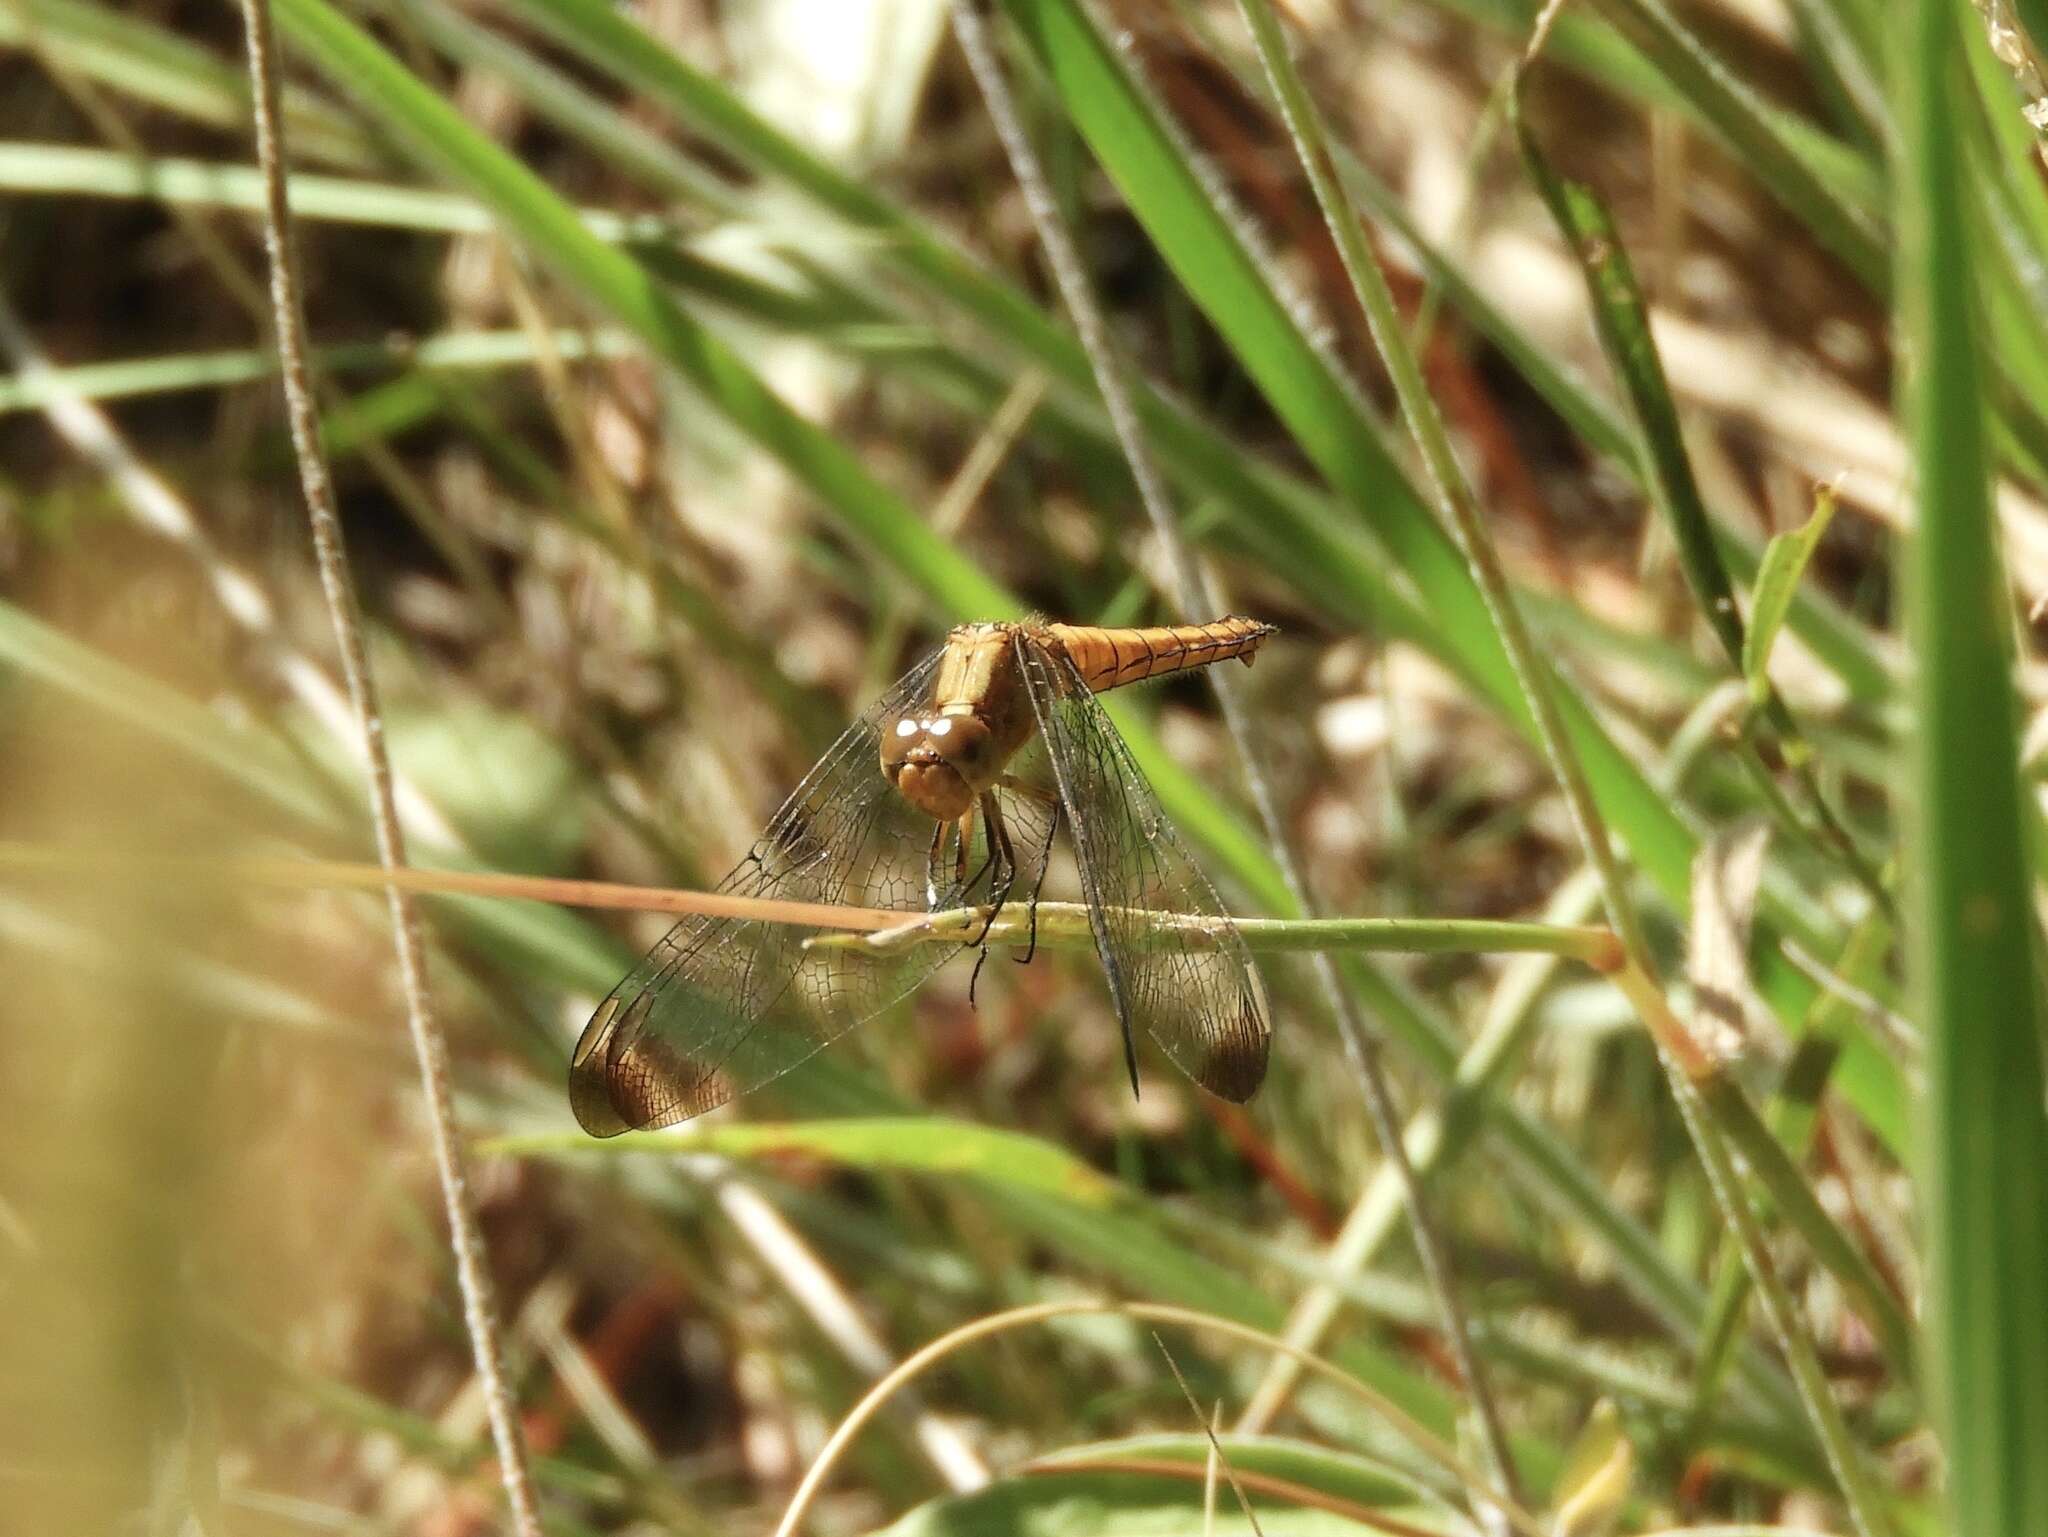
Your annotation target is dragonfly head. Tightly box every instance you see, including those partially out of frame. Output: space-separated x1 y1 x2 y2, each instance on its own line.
881 711 995 821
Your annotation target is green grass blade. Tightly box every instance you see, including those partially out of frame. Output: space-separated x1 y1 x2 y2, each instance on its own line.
1514 128 1747 675
872 1435 1459 1536
0 328 636 414
0 141 543 231
1586 0 1885 285
1418 0 1880 217
998 0 1922 1155
490 1117 1123 1204
1705 1083 1916 1383
1513 107 1889 914
1745 487 1842 695
376 0 739 212
269 0 1009 621
0 0 371 167
1897 2 2048 1531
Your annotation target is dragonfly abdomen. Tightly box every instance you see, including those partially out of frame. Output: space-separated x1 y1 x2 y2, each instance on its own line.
1043 617 1275 694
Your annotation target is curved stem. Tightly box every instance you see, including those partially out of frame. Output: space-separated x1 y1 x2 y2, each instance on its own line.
770 1298 1541 1537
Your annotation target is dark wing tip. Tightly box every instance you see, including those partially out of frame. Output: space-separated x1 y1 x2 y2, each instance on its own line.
570 984 740 1135
568 993 635 1137
1193 984 1272 1103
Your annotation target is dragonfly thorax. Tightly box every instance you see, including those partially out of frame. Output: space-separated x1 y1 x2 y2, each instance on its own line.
880 710 1001 820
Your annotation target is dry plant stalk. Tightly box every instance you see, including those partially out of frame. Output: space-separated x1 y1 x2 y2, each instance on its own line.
231 0 543 1530
945 0 1521 1509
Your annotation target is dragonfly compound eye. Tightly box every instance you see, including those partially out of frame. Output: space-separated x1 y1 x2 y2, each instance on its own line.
924 713 993 772
880 715 982 820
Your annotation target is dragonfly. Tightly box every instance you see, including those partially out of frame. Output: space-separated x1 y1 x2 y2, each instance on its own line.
569 616 1277 1136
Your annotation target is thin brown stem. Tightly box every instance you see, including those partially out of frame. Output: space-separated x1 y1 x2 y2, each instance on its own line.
0 842 1619 963
232 2 543 1531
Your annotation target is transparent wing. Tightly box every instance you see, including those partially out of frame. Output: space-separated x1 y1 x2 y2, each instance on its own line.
570 650 1004 1135
1013 633 1272 1102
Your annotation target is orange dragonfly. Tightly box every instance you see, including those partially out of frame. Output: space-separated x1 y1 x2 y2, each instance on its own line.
570 617 1276 1135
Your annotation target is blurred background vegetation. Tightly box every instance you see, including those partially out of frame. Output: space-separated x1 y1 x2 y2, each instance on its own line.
3 0 2046 1533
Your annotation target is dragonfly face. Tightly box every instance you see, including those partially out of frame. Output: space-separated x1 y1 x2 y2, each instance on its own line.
570 616 1278 1136
881 713 1001 820
880 622 1038 821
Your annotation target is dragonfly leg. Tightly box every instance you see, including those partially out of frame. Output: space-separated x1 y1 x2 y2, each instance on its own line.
924 820 948 910
971 793 1019 946
966 793 1022 1006
993 776 1060 965
1015 794 1060 966
957 808 999 895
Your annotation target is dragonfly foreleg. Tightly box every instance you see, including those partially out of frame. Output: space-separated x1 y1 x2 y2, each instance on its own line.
966 792 1022 1006
972 793 1020 945
957 807 998 896
995 775 1060 966
924 820 948 910
1017 795 1060 966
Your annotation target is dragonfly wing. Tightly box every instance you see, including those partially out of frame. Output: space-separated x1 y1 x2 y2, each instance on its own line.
1013 633 1272 1102
571 650 965 1135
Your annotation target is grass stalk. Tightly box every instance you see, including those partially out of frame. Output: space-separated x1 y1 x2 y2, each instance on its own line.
1236 0 1894 1526
1896 0 2048 1528
232 1 542 1530
948 0 1522 1506
0 843 1624 962
1607 966 1893 1535
1510 107 1890 916
1231 0 1641 960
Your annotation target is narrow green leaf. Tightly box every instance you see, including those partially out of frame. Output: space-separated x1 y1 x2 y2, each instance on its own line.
1704 1082 1917 1384
1586 0 1886 286
1513 119 1749 676
1897 1 2048 1532
877 1435 1461 1537
1744 485 1841 697
491 1117 1122 1206
271 0 1007 620
0 0 371 167
1517 98 1890 914
0 328 636 414
1549 1402 1633 1537
0 141 567 231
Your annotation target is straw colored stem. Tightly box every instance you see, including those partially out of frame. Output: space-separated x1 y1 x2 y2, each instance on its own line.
232 2 542 1530
948 0 1522 1504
